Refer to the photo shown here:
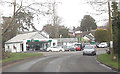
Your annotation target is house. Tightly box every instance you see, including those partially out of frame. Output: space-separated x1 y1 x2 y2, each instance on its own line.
68 29 75 37
75 31 82 37
5 31 57 53
82 32 95 42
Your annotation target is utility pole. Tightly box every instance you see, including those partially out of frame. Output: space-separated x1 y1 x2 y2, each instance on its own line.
108 0 114 60
13 0 16 18
0 11 2 74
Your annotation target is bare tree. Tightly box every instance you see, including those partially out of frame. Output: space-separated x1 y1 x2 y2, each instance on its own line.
84 0 109 23
46 0 62 38
0 0 54 35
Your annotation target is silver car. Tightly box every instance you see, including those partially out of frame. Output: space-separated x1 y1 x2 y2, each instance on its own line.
83 45 96 56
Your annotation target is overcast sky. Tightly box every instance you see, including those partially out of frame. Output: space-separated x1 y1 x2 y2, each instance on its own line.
0 0 109 30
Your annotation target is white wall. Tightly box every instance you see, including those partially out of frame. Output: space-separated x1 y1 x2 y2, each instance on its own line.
5 43 21 53
23 40 27 52
63 42 74 46
50 39 57 47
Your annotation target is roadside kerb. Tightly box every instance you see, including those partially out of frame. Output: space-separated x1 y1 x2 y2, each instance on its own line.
95 55 119 72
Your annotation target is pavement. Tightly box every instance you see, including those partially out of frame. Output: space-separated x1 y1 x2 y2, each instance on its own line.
2 48 116 72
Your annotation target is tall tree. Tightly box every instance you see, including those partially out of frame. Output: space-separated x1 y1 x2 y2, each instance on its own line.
85 0 109 23
80 15 97 32
111 1 120 54
47 0 61 38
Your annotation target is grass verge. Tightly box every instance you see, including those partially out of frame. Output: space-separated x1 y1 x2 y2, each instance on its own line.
2 53 43 64
97 53 118 69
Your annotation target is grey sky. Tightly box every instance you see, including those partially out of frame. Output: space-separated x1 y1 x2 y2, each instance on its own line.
0 0 109 30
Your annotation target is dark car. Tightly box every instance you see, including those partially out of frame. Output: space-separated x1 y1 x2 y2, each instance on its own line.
67 46 76 51
60 45 69 51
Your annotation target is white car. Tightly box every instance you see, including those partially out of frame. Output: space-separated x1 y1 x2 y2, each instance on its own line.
83 45 96 56
97 42 108 48
47 46 65 52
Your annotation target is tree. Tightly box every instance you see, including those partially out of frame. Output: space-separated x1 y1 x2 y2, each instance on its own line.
58 26 70 38
47 0 62 38
0 23 2 60
85 0 109 22
42 24 56 38
0 0 56 48
0 0 55 35
42 24 70 38
95 29 109 42
80 15 97 32
111 1 120 54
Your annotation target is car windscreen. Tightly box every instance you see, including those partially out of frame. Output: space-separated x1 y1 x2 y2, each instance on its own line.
84 46 94 49
74 44 82 47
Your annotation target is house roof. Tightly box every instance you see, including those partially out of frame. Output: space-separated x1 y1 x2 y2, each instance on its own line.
5 31 48 43
85 35 94 40
90 30 95 36
75 31 82 34
69 29 74 33
54 38 78 43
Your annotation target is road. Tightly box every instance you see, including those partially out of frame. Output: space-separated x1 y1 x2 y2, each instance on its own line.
2 48 114 72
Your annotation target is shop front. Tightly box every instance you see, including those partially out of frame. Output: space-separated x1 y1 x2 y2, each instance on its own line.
26 39 57 51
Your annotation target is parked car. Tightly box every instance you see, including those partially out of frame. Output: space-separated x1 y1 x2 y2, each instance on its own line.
47 46 65 52
74 43 83 51
67 46 76 51
61 45 69 51
83 45 96 56
82 43 90 48
97 42 108 48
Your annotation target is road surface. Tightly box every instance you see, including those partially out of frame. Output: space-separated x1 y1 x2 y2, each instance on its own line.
2 48 114 72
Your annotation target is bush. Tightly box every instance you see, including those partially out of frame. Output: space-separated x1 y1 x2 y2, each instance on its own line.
95 29 109 42
2 49 11 59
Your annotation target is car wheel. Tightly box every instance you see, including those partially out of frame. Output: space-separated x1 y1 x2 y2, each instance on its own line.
83 53 85 55
59 50 62 52
94 53 96 55
49 50 52 52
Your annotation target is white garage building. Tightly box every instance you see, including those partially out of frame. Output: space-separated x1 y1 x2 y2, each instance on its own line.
5 31 57 53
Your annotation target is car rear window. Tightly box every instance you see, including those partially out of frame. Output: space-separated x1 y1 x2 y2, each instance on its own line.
84 46 94 49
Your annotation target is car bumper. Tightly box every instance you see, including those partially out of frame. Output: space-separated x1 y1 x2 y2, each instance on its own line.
83 51 96 55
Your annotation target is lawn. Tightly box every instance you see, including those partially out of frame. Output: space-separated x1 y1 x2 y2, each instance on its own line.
2 53 43 64
97 54 119 69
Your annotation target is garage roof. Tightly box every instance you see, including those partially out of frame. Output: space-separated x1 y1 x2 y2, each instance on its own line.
5 31 48 43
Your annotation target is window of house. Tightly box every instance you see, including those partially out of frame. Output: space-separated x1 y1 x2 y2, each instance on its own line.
13 44 16 50
8 45 9 49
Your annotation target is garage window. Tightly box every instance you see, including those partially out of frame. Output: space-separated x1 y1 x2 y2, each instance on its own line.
53 43 55 46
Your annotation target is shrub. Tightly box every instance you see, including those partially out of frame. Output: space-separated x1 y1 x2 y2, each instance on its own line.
2 49 11 59
95 29 109 42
